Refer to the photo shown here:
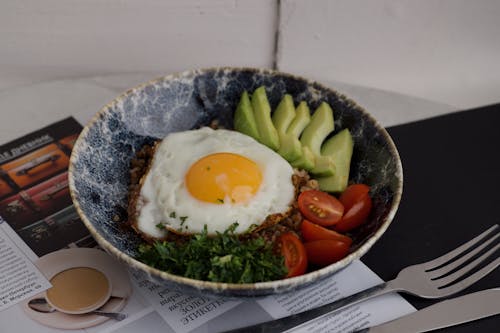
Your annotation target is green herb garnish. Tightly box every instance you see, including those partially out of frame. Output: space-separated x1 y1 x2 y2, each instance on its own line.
216 198 224 204
246 223 259 233
137 223 286 283
155 223 165 230
180 216 188 224
169 212 176 218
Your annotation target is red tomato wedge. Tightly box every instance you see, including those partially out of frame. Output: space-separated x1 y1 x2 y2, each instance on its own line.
339 184 370 210
298 190 344 227
301 220 353 246
279 233 308 278
304 240 350 266
336 184 372 232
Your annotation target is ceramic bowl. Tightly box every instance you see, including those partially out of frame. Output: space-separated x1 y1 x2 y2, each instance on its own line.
68 67 403 298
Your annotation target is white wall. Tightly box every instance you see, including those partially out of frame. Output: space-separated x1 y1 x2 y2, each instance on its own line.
1 0 500 109
278 0 500 108
0 0 277 90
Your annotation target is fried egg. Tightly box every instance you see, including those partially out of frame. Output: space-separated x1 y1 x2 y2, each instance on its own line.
135 127 295 238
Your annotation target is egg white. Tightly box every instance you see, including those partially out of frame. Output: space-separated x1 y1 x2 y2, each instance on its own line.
135 127 295 238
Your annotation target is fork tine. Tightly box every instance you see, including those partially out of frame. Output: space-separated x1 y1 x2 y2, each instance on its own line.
434 256 500 298
428 231 499 278
430 242 499 286
422 224 499 270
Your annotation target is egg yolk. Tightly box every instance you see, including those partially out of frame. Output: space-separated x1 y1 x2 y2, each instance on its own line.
185 153 262 204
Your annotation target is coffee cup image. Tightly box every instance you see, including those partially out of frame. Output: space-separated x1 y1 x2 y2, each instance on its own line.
21 248 132 329
44 267 112 315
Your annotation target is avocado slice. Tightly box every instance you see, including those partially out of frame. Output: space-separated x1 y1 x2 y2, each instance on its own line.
279 101 312 164
234 91 260 141
272 94 296 133
272 95 303 161
300 102 335 175
286 101 311 137
317 129 354 193
277 132 302 162
290 146 315 170
300 102 335 155
309 156 336 177
251 87 280 151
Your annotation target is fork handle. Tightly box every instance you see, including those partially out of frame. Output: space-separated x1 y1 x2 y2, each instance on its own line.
224 282 397 333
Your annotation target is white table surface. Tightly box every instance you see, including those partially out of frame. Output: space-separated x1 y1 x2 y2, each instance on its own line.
0 73 457 144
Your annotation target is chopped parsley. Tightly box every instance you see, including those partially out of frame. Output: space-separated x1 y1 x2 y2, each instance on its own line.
155 223 165 230
247 224 259 233
216 198 224 204
137 223 287 283
180 216 188 223
169 212 176 218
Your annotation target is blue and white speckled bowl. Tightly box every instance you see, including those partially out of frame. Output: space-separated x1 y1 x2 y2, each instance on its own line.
68 67 403 298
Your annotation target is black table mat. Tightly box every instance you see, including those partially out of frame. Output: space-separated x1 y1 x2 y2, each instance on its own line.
362 104 500 332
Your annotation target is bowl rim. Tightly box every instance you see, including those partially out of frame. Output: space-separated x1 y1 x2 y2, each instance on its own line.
68 66 403 294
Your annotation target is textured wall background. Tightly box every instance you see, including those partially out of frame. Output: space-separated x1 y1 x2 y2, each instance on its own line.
0 0 277 90
1 0 500 109
278 0 500 108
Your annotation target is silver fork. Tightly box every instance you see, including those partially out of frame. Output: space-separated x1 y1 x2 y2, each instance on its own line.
226 224 499 333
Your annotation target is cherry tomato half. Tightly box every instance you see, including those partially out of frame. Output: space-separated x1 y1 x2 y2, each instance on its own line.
279 233 308 278
304 239 350 267
298 190 344 227
301 220 353 246
339 184 370 211
335 184 372 232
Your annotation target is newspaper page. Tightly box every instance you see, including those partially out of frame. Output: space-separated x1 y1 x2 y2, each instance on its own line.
0 118 151 333
257 260 415 332
0 220 51 312
0 117 416 333
130 270 242 333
